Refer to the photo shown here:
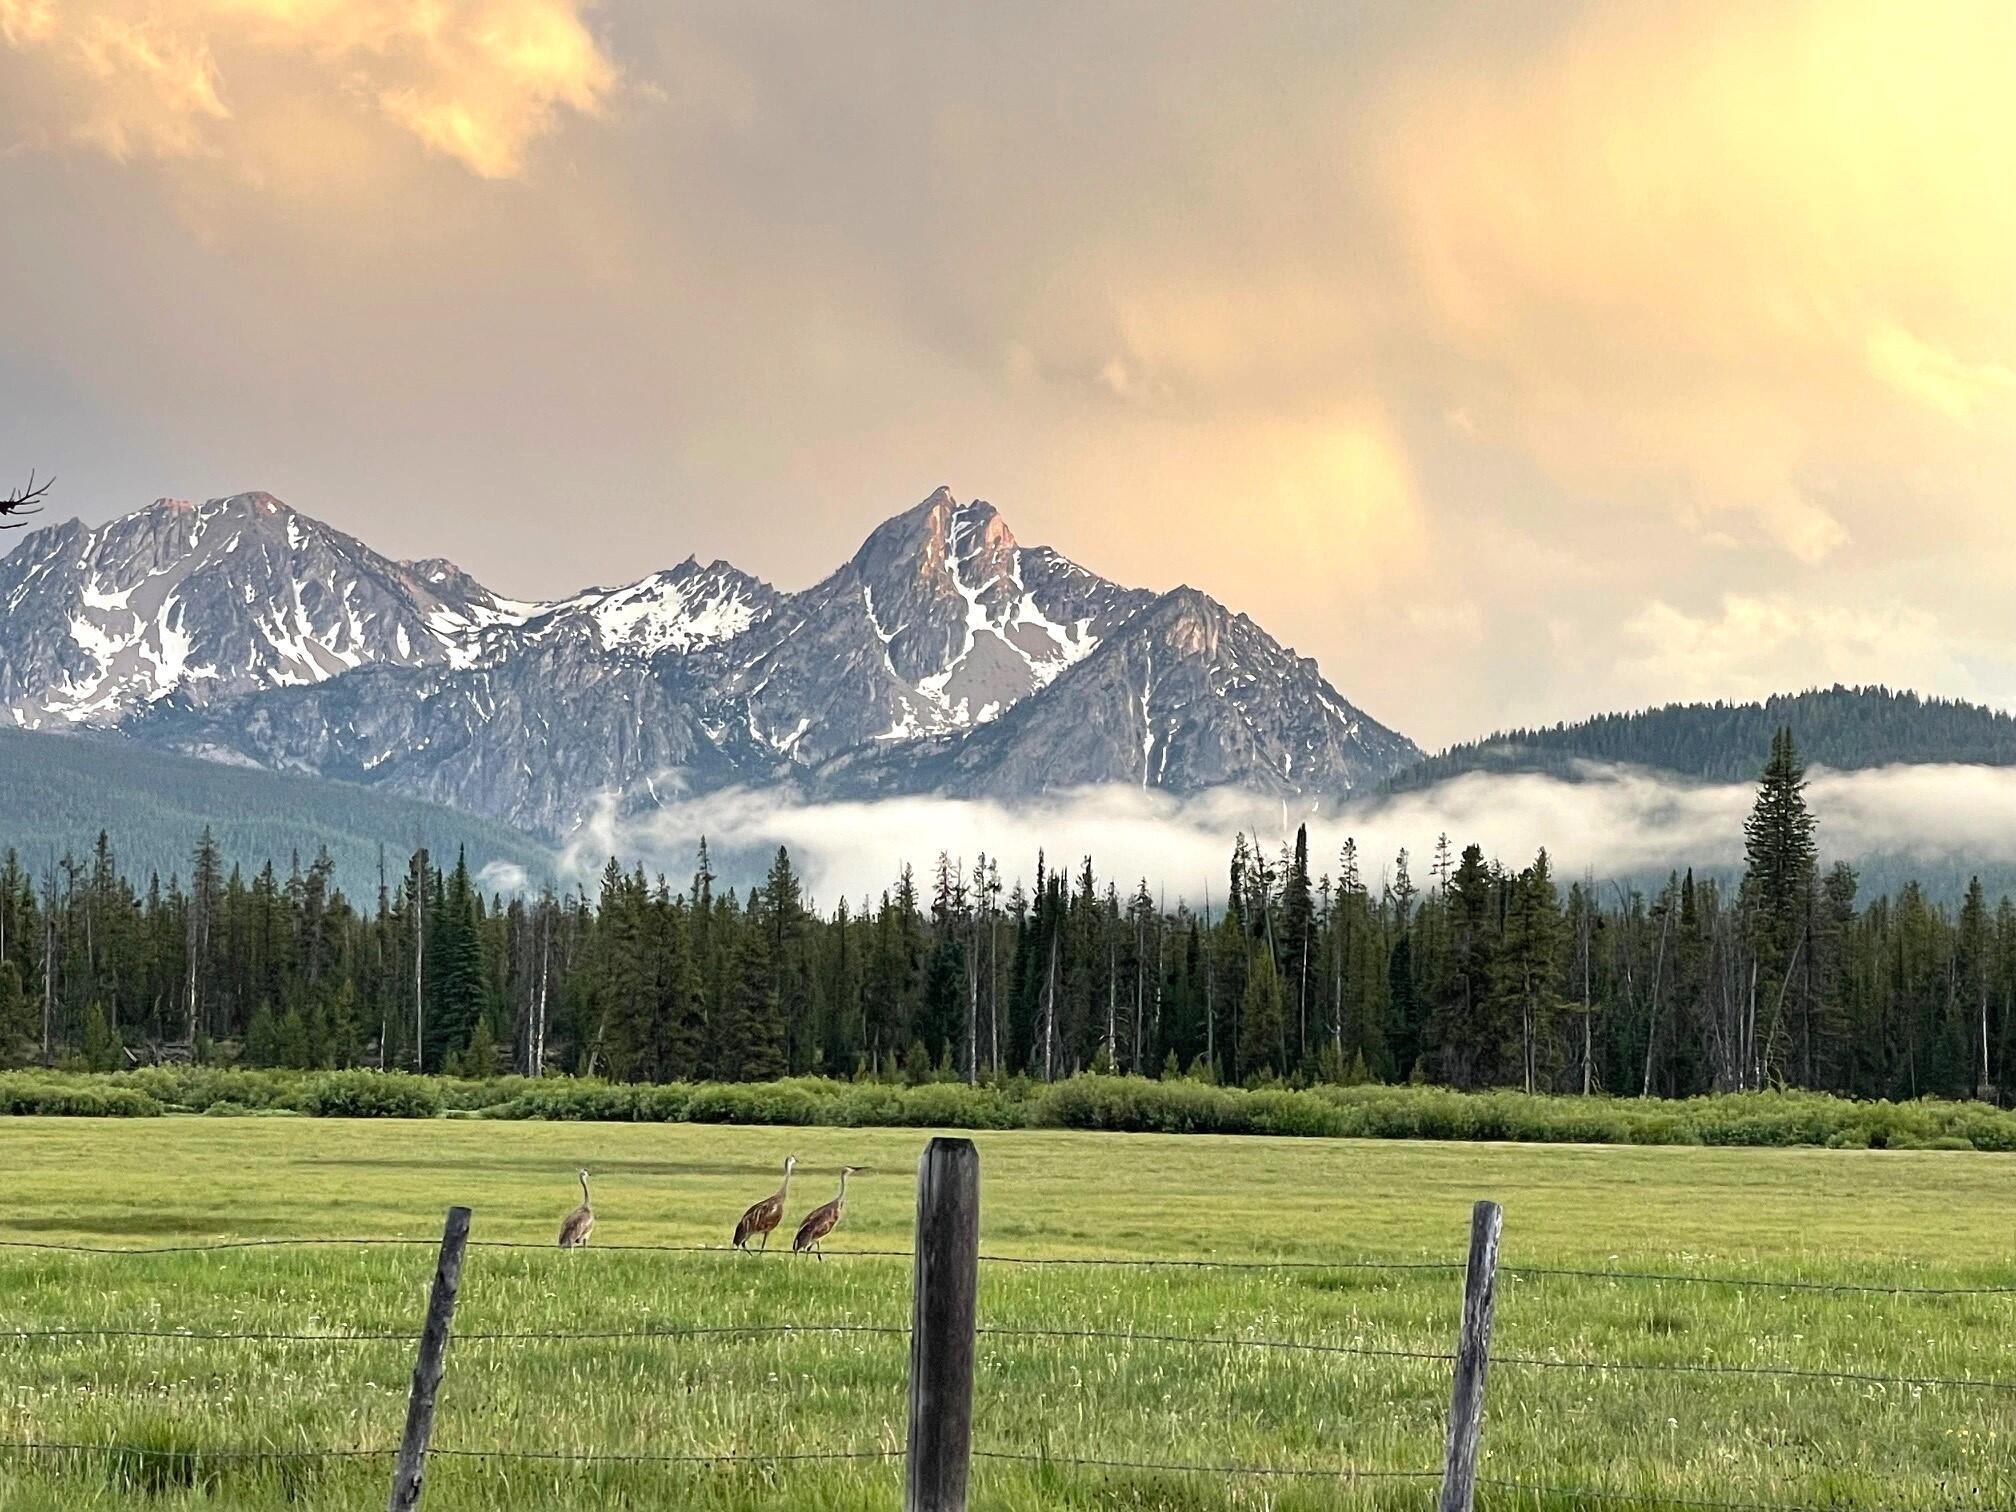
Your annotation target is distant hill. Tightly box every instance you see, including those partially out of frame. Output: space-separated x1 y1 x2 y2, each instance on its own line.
0 728 553 897
1394 686 2016 789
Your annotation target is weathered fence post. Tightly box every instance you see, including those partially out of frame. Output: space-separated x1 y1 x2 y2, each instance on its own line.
905 1137 980 1512
387 1205 471 1512
1438 1199 1503 1512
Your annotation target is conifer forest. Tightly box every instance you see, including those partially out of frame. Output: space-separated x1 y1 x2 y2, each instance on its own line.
0 731 2007 1104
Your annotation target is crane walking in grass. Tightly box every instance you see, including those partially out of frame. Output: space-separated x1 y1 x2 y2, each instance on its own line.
792 1166 861 1260
558 1168 595 1249
733 1154 798 1252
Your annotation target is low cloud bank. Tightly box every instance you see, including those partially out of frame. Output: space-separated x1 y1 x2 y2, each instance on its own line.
538 762 2016 907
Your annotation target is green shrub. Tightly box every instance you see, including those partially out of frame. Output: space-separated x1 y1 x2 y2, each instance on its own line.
0 1073 162 1116
123 1066 302 1112
4 1067 2015 1148
293 1071 443 1119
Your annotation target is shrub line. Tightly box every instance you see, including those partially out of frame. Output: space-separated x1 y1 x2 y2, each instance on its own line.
8 1069 2016 1154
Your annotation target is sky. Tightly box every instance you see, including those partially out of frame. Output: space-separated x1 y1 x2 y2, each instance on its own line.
3 0 2013 751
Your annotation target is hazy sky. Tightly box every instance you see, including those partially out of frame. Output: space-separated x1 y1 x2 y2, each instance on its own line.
3 0 2013 749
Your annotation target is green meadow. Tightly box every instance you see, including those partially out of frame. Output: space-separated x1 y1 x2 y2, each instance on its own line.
1 1119 2011 1510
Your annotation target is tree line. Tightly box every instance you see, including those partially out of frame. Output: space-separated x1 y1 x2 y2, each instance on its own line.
0 729 2008 1102
1395 684 2016 787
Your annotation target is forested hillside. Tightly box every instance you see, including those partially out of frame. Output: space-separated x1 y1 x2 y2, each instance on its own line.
0 728 550 894
2 731 2008 1104
1396 686 2016 786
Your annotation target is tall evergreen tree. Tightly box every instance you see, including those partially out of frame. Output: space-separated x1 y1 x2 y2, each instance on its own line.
1741 727 1820 1085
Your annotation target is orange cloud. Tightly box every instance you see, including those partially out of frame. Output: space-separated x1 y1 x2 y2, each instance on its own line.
0 0 615 176
1379 0 2016 562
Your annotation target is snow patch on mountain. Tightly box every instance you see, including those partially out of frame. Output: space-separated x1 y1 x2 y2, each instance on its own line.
5 484 1423 827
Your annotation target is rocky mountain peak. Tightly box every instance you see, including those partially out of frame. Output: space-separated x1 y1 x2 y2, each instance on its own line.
5 483 1421 825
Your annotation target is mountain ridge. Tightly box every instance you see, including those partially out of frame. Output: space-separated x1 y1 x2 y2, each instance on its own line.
1390 685 2016 788
1 488 1420 838
0 725 551 898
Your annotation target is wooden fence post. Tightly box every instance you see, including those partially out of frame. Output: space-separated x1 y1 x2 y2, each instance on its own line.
1438 1199 1503 1512
905 1137 980 1512
387 1205 471 1512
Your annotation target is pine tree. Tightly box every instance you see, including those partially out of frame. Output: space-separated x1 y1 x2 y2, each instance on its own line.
0 961 30 1067
715 919 784 1081
1496 850 1564 1093
278 1003 310 1069
1237 945 1285 1082
1741 727 1819 1084
244 1002 281 1067
1279 825 1315 1065
79 1001 119 1071
459 1016 498 1078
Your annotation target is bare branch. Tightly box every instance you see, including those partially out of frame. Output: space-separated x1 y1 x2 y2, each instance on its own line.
1 470 53 529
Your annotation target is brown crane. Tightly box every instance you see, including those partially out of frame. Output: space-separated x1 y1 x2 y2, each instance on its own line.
791 1165 861 1260
732 1154 797 1252
557 1168 594 1249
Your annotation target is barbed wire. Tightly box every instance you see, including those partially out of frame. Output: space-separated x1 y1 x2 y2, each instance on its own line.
427 1446 896 1466
0 1440 392 1462
0 1439 893 1468
1 1321 906 1345
1493 1352 2016 1394
972 1448 1441 1481
2 1438 2005 1510
979 1324 1454 1365
1502 1266 2016 1298
0 1237 432 1256
12 1317 2011 1396
973 1453 2012 1512
5 1236 2007 1297
0 1237 914 1260
978 1252 1464 1272
984 1323 2016 1393
1472 1477 2016 1512
2 1326 416 1342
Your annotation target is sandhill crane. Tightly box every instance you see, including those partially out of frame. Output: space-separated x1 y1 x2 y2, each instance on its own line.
557 1168 594 1249
732 1154 797 1252
791 1166 861 1261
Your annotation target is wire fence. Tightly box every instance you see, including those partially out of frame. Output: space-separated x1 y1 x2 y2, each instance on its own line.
8 1233 2012 1295
11 1319 2009 1397
4 1162 2013 1512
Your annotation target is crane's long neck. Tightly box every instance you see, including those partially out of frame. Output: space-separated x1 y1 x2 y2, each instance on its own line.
579 1172 591 1206
836 1170 849 1203
777 1164 794 1200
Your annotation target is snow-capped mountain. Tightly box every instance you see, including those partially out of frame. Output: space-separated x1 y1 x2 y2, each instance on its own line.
0 493 526 726
884 584 1423 800
2 487 1422 836
714 490 1152 763
0 496 785 728
515 558 780 659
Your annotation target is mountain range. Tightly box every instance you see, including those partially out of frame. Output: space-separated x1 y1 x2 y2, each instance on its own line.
0 488 1420 841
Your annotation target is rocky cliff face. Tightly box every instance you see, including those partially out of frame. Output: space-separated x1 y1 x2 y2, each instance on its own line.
714 488 1152 763
3 487 1422 837
821 584 1416 802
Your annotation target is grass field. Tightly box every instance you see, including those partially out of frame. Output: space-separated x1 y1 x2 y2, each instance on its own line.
1 1119 2012 1511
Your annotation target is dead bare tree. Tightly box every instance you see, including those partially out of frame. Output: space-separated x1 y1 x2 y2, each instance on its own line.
1 472 52 529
